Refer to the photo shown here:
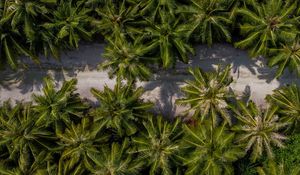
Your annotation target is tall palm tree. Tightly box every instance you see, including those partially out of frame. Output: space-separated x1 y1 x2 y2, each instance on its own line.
180 121 245 175
0 102 55 173
235 0 298 57
143 10 195 68
230 100 288 162
268 39 300 78
266 84 300 133
257 160 300 175
90 80 153 136
42 0 93 49
176 66 233 126
131 115 183 175
32 77 88 129
87 139 143 175
100 31 157 82
57 118 109 175
177 0 234 46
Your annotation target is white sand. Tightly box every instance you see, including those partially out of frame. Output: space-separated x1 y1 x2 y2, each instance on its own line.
0 43 299 117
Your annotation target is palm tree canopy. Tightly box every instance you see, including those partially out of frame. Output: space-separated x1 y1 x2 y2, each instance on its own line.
180 121 245 175
131 115 183 175
257 160 300 175
230 100 288 162
90 80 153 136
176 66 233 126
266 84 300 133
235 0 298 57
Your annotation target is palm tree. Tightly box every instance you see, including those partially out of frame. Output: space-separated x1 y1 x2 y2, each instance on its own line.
235 0 298 57
230 100 288 162
0 0 53 41
32 77 88 129
92 0 141 39
100 31 157 82
87 139 143 175
42 0 93 49
0 102 55 173
266 84 300 133
143 10 195 68
131 115 183 175
177 0 234 46
268 39 300 78
57 118 109 175
257 160 300 175
176 66 233 126
180 121 245 175
90 80 153 136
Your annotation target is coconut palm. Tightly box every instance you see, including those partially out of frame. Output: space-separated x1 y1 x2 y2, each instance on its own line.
176 66 233 126
90 80 153 136
143 10 195 68
266 84 300 133
230 100 288 162
235 0 298 57
177 0 234 45
257 160 300 175
92 0 141 38
42 0 92 49
87 139 143 175
0 0 53 41
100 31 157 82
57 118 109 174
131 115 183 175
180 121 245 175
32 77 88 129
0 102 55 172
268 39 300 78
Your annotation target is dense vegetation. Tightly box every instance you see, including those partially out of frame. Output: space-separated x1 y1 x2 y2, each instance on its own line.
0 0 300 174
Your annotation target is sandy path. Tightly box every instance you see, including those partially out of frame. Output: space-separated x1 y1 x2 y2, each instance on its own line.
0 43 299 117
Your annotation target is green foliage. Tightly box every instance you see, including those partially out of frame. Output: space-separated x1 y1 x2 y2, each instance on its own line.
180 121 245 175
176 66 233 126
257 160 300 175
177 0 234 45
272 133 300 171
235 0 299 57
100 31 156 81
90 80 153 136
266 84 300 133
32 77 88 128
268 39 300 78
231 100 288 162
42 0 92 49
143 10 195 68
88 138 143 175
131 115 183 175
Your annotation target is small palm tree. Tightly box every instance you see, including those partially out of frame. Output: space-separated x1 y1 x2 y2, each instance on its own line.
268 39 300 78
87 139 143 175
231 100 288 162
266 84 300 133
176 66 233 126
32 77 88 128
90 80 153 136
131 115 183 175
257 160 300 175
235 0 298 57
143 10 195 68
100 31 157 82
0 102 55 173
177 0 233 45
42 0 92 49
180 121 245 175
57 118 109 175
